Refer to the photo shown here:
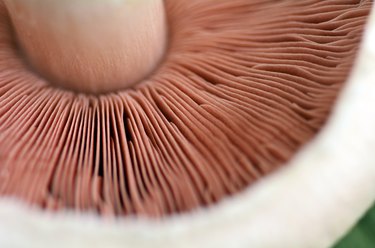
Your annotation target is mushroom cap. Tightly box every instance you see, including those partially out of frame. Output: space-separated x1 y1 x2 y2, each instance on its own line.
0 0 375 247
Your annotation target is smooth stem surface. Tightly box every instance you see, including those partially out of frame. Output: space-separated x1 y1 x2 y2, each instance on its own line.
4 0 167 94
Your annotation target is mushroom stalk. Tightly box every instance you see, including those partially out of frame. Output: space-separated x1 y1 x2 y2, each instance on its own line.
4 0 167 94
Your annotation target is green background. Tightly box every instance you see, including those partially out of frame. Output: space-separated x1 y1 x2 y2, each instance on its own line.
334 203 375 248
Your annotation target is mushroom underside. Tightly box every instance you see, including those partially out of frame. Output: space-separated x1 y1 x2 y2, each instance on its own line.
0 0 373 218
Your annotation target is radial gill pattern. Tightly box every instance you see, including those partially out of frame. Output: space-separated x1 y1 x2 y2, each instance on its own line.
0 0 372 217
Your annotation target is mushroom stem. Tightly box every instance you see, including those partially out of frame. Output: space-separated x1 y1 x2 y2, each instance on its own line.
4 0 167 94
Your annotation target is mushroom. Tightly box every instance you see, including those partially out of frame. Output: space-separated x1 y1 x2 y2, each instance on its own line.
0 0 374 247
4 0 167 93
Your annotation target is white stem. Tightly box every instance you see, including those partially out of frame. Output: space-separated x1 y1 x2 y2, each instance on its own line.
4 0 167 94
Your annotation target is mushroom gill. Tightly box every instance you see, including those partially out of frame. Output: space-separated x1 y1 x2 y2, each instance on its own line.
0 0 372 217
